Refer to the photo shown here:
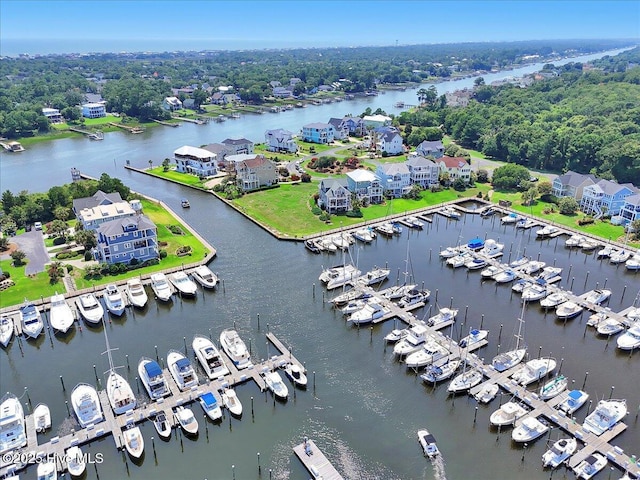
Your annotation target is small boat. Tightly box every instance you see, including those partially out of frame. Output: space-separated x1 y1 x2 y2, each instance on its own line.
439 246 463 258
284 363 308 388
555 301 584 319
123 424 144 458
356 267 390 286
174 406 198 435
520 260 546 275
221 388 243 416
481 264 503 279
539 375 568 400
181 198 190 208
583 399 627 436
480 239 504 257
150 273 173 301
439 206 461 219
106 368 136 415
66 445 86 476
0 392 27 453
465 257 487 270
341 298 369 315
75 293 104 324
473 383 499 404
263 370 289 400
565 234 586 247
33 403 51 432
405 340 449 369
398 288 430 308
511 357 556 386
626 253 640 270
0 316 14 347
219 329 252 370
427 308 458 328
71 383 103 428
394 324 429 357
405 216 424 229
540 292 568 309
332 289 371 305
587 311 609 327
37 460 57 480
557 389 590 415
421 359 460 383
597 245 616 258
536 225 559 238
610 249 632 264
467 237 485 251
573 453 608 479
459 328 488 348
494 269 517 284
199 392 223 421
193 335 229 379
352 228 374 243
447 368 483 393
542 437 577 469
317 237 337 252
170 271 198 296
480 207 496 217
49 293 74 333
167 349 199 391
511 279 532 293
138 357 170 400
522 283 548 302
510 256 530 268
581 239 599 251
501 213 519 224
583 289 612 305
382 284 417 300
516 218 537 229
20 301 44 338
447 252 472 268
319 264 362 290
152 412 172 439
617 324 640 350
374 222 395 236
596 318 624 336
384 327 409 343
536 266 563 283
103 284 126 316
304 239 322 253
490 401 528 426
191 265 219 289
417 429 441 458
331 234 350 250
125 278 148 308
512 416 549 442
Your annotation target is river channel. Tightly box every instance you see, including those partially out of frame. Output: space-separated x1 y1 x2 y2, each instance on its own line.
0 48 638 480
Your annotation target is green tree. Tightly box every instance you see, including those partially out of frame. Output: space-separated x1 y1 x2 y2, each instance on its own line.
47 219 69 240
491 164 531 190
53 206 70 221
162 158 171 172
47 261 65 284
558 196 579 215
11 250 26 266
0 237 9 251
74 229 97 252
192 88 208 109
537 180 553 197
477 169 489 183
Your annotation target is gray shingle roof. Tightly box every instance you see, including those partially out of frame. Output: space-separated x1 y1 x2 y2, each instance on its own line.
97 214 155 237
72 190 123 212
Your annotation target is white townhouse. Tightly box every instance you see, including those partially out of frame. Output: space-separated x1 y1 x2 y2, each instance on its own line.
81 102 106 118
416 140 445 159
163 96 183 111
439 156 471 183
406 154 440 188
346 169 383 205
265 129 298 153
174 145 218 177
377 129 404 155
376 163 411 198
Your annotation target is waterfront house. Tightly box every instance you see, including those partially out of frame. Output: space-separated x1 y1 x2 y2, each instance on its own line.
234 155 278 192
273 86 293 98
73 191 136 231
580 179 637 218
265 129 298 153
362 114 392 129
552 171 596 201
318 178 352 214
438 156 471 183
301 123 335 144
415 140 445 159
163 96 183 111
222 138 254 155
346 169 383 206
328 118 350 140
376 163 411 198
406 154 440 188
375 127 404 155
42 108 64 124
81 103 106 119
174 145 218 177
93 215 158 265
620 194 640 224
341 116 365 137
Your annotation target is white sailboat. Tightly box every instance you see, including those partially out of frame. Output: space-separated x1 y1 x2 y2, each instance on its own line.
102 326 136 415
447 367 483 393
421 358 460 383
492 303 527 372
193 334 230 379
49 293 74 333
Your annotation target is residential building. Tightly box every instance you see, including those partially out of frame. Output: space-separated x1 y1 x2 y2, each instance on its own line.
72 190 125 218
221 138 254 155
439 156 472 183
163 96 183 111
580 180 637 217
72 190 137 231
376 128 404 155
174 145 218 177
273 87 293 98
235 155 278 192
318 178 352 214
620 194 640 224
301 122 335 144
341 116 365 137
416 140 445 159
406 155 440 188
552 171 596 201
346 169 383 205
265 129 298 153
94 215 158 265
81 103 106 118
328 118 350 140
42 108 64 123
376 163 411 198
362 114 392 129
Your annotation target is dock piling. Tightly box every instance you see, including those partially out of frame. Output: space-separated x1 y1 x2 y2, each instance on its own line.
93 364 98 382
60 375 66 391
126 354 130 370
521 443 528 461
257 313 260 329
155 345 159 361
65 400 70 415
582 371 589 390
474 406 478 424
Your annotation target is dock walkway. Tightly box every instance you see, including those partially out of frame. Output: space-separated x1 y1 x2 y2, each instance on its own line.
293 438 343 480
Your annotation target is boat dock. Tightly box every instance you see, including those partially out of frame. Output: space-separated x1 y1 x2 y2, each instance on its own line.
152 119 180 127
0 332 306 477
293 438 344 480
68 127 103 139
108 122 144 133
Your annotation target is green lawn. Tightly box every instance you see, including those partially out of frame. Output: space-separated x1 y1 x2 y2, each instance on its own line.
147 167 209 189
0 260 60 308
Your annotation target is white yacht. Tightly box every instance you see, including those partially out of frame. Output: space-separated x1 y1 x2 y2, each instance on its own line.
597 245 616 258
125 278 148 308
536 266 563 283
421 359 460 383
480 239 504 257
494 269 517 284
398 288 430 308
75 293 104 324
539 374 568 400
512 279 533 293
481 264 503 279
191 265 218 289
473 383 500 404
492 306 527 372
489 401 528 426
33 403 51 432
465 257 487 270
583 289 612 305
341 298 369 315
0 392 27 454
356 267 390 286
439 246 463 258
521 283 548 302
417 429 440 458
511 357 556 386
439 206 461 219
170 271 198 296
447 251 472 268
459 328 488 348
405 340 449 369
542 437 577 469
555 301 584 319
540 291 568 309
520 260 546 275
20 301 44 338
105 366 136 415
174 406 198 435
348 302 386 324
512 416 549 442
536 225 560 238
610 249 632 264
332 288 369 305
427 307 458 328
49 293 74 333
617 324 640 350
103 284 125 316
66 445 86 476
447 368 483 393
150 273 173 301
583 399 627 436
263 370 289 400
596 318 624 336
319 264 362 290
123 424 144 458
167 349 199 391
573 453 607 480
0 316 14 347
70 383 103 428
193 334 230 379
199 392 222 421
221 388 243 416
283 363 308 388
557 389 590 415
219 329 252 369
138 357 170 400
352 227 374 243
382 284 417 300
565 234 586 247
393 324 429 357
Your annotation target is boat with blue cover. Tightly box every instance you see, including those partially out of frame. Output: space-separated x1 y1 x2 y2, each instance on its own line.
199 392 222 421
467 237 485 251
138 357 170 400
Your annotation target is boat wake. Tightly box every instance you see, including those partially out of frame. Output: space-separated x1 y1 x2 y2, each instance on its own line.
431 455 447 480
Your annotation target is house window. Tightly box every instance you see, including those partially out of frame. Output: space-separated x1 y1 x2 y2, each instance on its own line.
113 245 118 252
124 243 131 249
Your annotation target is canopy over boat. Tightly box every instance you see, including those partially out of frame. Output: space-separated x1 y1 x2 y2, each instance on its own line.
201 392 218 408
144 361 162 378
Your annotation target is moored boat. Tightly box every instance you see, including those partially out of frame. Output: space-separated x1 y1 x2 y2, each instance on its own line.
138 357 170 400
393 324 429 357
103 284 125 316
557 389 589 415
193 334 230 379
582 399 627 436
37 460 57 480
219 329 252 370
150 273 173 301
511 357 556 386
191 265 219 288
199 392 223 421
542 437 577 469
174 406 198 435
405 340 449 369
167 350 199 391
494 269 517 283
539 374 568 400
427 307 458 328
490 401 528 427
573 453 607 480
170 271 198 296
447 368 483 393
596 318 624 336
319 264 362 290
75 293 104 324
283 363 308 388
66 445 86 476
263 370 289 400
0 316 14 347
540 291 568 309
20 301 44 338
33 403 51 432
398 288 430 307
0 392 27 454
459 328 488 348
356 267 390 286
512 416 549 442
555 301 584 319
49 293 74 333
123 424 144 458
583 289 612 305
420 359 460 383
70 383 103 428
152 412 172 439
221 388 243 416
125 278 148 308
616 324 640 350
473 383 500 404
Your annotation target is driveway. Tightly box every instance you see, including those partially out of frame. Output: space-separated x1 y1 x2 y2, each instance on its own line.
10 229 50 275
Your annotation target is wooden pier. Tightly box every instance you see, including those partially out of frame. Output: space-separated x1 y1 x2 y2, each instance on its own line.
108 122 144 134
152 119 180 127
293 438 344 480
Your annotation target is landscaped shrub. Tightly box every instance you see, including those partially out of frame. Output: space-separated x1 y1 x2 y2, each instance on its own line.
577 217 595 226
311 206 322 215
158 241 168 247
159 249 168 259
176 245 192 256
319 212 331 222
540 194 558 204
346 209 363 218
66 265 73 273
56 251 81 260
53 237 66 246
84 250 93 261
168 225 184 235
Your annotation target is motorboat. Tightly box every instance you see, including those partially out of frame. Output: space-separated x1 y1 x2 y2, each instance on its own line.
516 218 537 229
459 328 488 348
565 234 586 247
33 403 51 432
20 301 44 338
150 273 173 301
393 324 429 357
581 238 599 251
349 302 387 324
512 279 532 293
125 278 148 308
540 292 568 309
66 445 86 476
555 301 584 320
481 264 503 279
123 424 144 458
193 335 229 379
70 383 103 428
617 324 640 350
167 349 199 391
304 238 321 253
49 293 74 333
37 460 57 480
539 374 568 400
284 363 308 388
405 216 424 229
627 306 640 322
405 340 449 369
199 392 222 421
489 401 528 426
520 260 546 275
597 245 616 258
446 251 472 268
583 399 627 436
382 284 417 300
573 453 607 480
522 283 548 302
439 206 461 219
536 225 559 238
596 318 624 336
557 389 590 415
610 249 632 264
587 311 609 327
480 239 504 257
511 357 556 386
473 383 499 404
263 370 289 400
398 288 430 308
439 246 463 259
536 266 563 283
467 237 485 251
421 359 460 383
542 437 577 469
356 267 390 286
480 206 497 217
512 416 549 442
384 327 409 343
501 213 519 224
0 316 14 347
75 293 104 324
138 357 170 400
317 237 337 252
152 412 172 439
221 388 243 416
465 257 487 270
174 406 198 435
170 271 198 296
341 298 370 315
374 222 395 236
0 392 27 454
494 269 517 284
626 253 640 270
417 429 440 458
510 256 530 269
219 329 252 369
352 228 374 243
492 306 527 372
427 307 458 328
331 233 350 250
319 264 362 290
332 289 371 305
103 284 125 316
583 289 612 305
447 368 483 393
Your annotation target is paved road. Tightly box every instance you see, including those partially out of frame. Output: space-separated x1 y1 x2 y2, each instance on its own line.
10 229 50 275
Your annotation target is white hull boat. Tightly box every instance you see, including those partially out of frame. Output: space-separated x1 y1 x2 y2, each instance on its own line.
352 228 374 243
170 271 198 296
480 239 504 257
540 292 568 309
393 324 429 357
555 301 584 319
107 369 136 415
617 324 640 350
583 399 627 436
473 383 499 403
597 245 616 258
191 265 218 289
340 298 369 315
557 389 589 415
71 383 103 428
20 301 44 338
405 216 424 229
49 293 74 333
66 445 86 476
481 265 503 279
150 273 173 301
331 288 370 305
439 206 461 219
199 392 222 421
536 225 559 238
103 284 125 316
0 392 27 454
398 288 430 307
193 335 229 379
587 311 609 327
447 368 483 393
501 213 519 224
439 246 463 258
596 318 624 336
348 302 386 324
465 257 487 270
510 256 530 268
421 359 460 383
417 429 441 458
33 403 51 432
565 235 586 247
263 370 289 400
382 284 417 300
405 340 449 369
175 406 198 435
123 424 144 458
512 416 549 442
75 293 104 324
490 401 528 427
152 412 172 439
284 363 308 388
610 249 632 264
459 328 488 348
319 264 362 290
427 308 458 328
357 267 390 286
494 269 517 283
511 357 556 386
126 278 148 308
512 279 532 293
583 289 612 305
221 388 243 416
536 266 563 283
0 316 14 347
542 437 577 469
492 348 527 372
168 350 199 391
219 329 252 369
573 453 607 479
138 357 169 400
447 252 471 268
37 460 57 480
539 375 568 400
521 283 548 302
521 260 546 275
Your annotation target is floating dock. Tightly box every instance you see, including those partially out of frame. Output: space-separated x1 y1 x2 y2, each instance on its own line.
293 438 344 480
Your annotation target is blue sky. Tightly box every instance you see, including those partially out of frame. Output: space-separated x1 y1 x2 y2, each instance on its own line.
1 1 638 55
